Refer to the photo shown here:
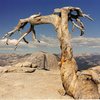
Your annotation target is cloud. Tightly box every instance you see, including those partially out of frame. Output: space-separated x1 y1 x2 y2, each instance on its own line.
71 36 100 48
0 35 59 53
0 38 25 45
27 35 59 48
91 46 100 48
37 35 100 49
0 38 27 52
0 36 100 49
0 35 100 54
39 35 59 47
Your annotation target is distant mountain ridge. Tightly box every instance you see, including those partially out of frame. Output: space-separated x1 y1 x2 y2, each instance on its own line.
0 52 100 70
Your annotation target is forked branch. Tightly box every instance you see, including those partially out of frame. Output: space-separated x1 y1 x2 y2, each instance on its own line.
3 7 93 48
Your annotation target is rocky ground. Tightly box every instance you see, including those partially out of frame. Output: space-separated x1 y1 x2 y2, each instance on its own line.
0 52 72 99
0 52 100 99
0 70 73 99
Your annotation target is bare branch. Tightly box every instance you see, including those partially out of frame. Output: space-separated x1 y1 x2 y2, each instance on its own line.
15 25 32 47
70 18 85 36
71 19 84 30
2 13 41 43
18 30 29 44
31 25 36 41
29 13 41 19
72 24 75 32
76 18 84 29
31 25 40 43
82 14 94 21
23 37 29 44
4 18 29 39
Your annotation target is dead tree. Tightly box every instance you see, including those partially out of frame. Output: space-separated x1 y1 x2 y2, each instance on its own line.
2 6 100 99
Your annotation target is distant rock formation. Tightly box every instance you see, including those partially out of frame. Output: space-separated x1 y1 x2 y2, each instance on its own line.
0 52 100 73
75 54 100 70
0 52 60 73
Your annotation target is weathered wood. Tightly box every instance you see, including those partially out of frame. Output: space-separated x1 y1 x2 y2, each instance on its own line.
58 8 99 99
2 6 100 99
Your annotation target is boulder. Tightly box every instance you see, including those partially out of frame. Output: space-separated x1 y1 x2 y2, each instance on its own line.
24 52 60 70
45 53 59 70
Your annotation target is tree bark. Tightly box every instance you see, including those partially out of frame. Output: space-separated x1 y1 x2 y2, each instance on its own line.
58 8 99 99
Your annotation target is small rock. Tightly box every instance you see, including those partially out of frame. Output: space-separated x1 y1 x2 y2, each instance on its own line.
15 63 23 68
32 64 37 68
22 61 32 68
22 67 36 73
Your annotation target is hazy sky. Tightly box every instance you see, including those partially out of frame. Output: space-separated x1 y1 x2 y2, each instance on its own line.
0 0 100 55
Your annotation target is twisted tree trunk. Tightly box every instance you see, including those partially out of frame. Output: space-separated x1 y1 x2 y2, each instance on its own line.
2 7 100 99
58 9 99 99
